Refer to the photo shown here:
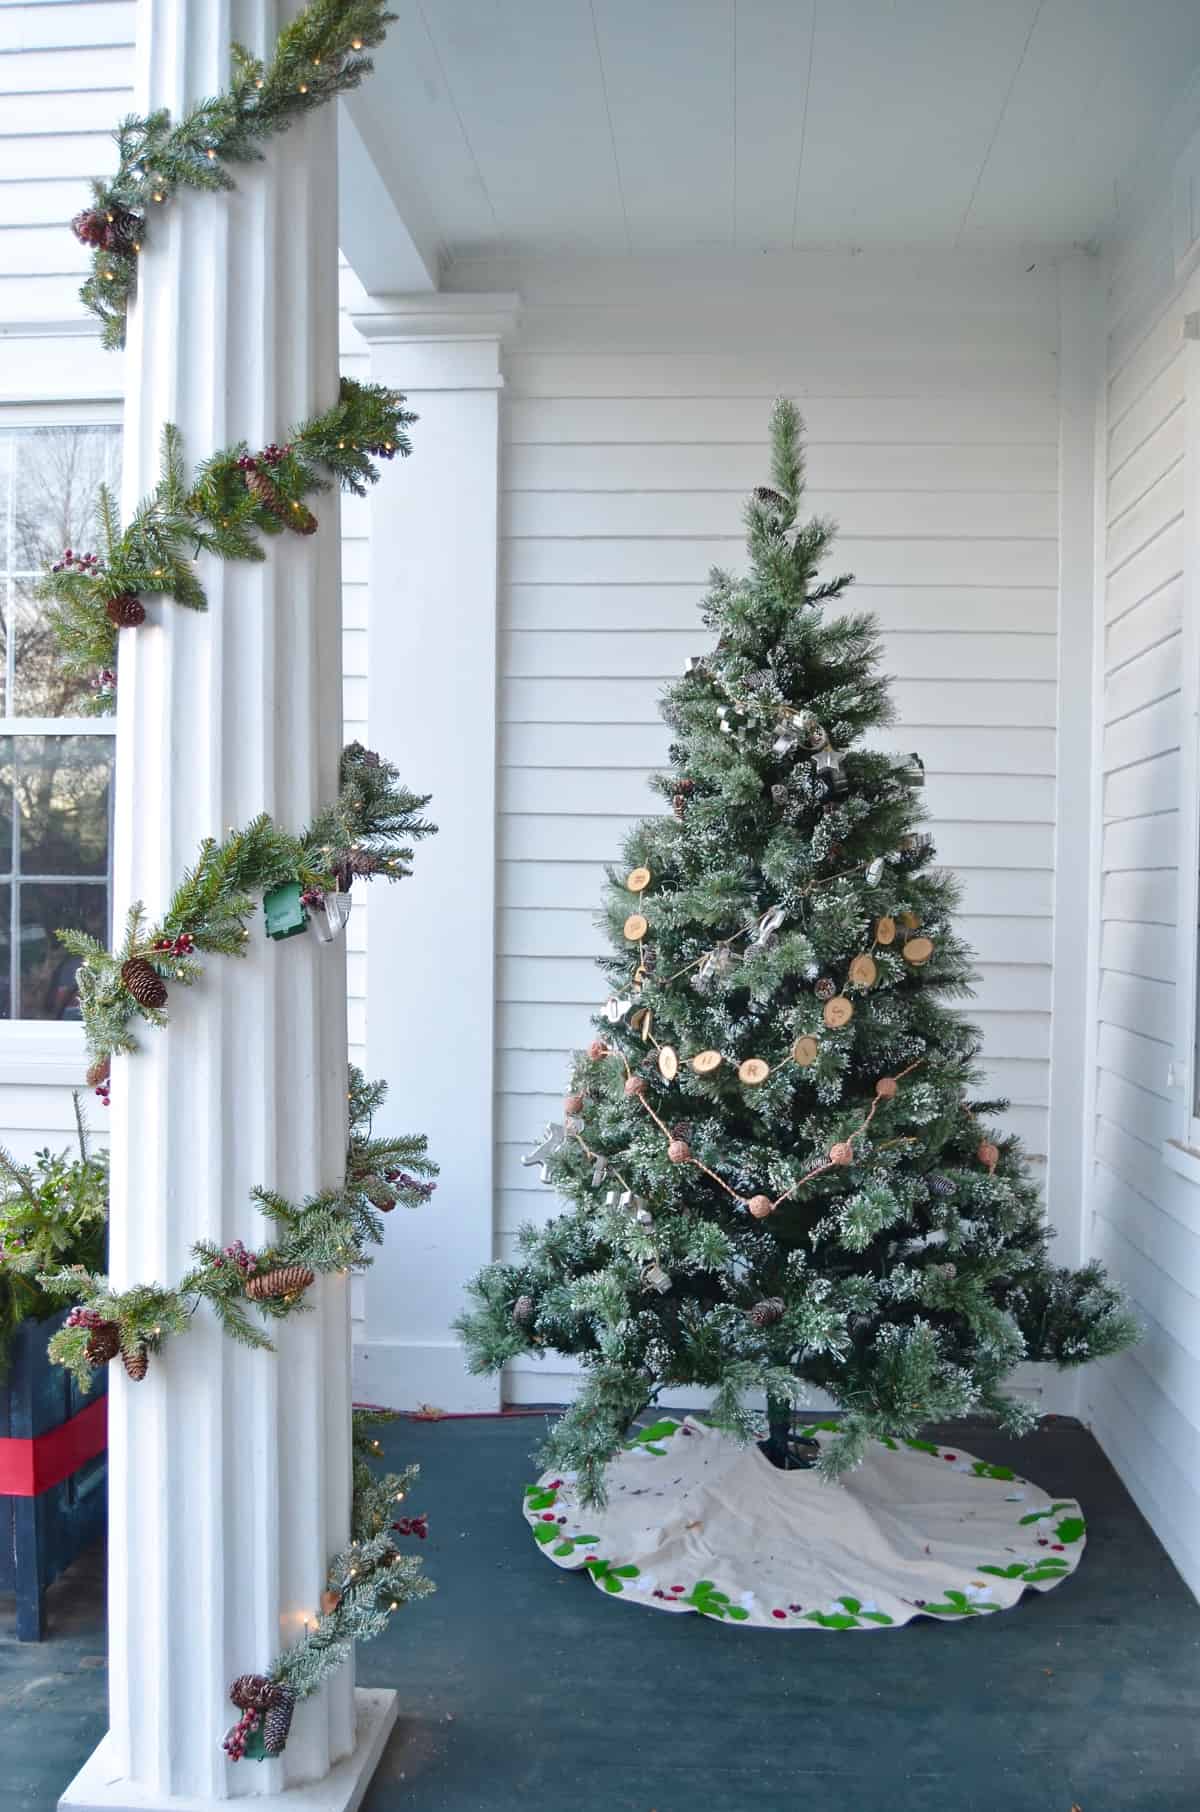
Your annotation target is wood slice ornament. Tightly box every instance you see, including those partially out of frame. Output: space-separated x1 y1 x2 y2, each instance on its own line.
737 1057 770 1086
626 866 651 894
848 953 877 988
791 1035 819 1067
623 913 648 942
657 1045 679 1082
898 911 921 931
874 915 897 946
822 995 854 1029
692 1049 722 1075
902 936 934 967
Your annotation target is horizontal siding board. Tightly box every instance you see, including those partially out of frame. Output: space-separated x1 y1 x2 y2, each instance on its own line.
504 582 1057 635
1097 969 1174 1046
1106 403 1185 522
1102 693 1179 773
501 675 1059 727
1095 1019 1172 1097
503 489 1058 541
1100 868 1175 927
1103 636 1181 724
0 5 133 53
1104 575 1182 673
1103 517 1185 625
1105 463 1185 576
503 396 1058 445
1101 811 1176 875
504 441 1060 493
503 536 1058 589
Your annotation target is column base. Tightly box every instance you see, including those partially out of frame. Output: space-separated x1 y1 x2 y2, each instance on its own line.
59 1689 399 1812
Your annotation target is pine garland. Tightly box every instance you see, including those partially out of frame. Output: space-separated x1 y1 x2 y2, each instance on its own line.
74 1 396 348
37 380 415 702
58 742 434 1068
39 1067 436 1390
223 1407 432 1762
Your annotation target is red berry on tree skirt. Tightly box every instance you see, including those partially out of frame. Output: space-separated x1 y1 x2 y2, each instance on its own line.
875 1076 898 1098
624 1075 647 1097
563 1092 584 1115
105 592 146 628
667 1139 691 1164
747 1195 774 1219
588 1039 609 1061
829 1141 854 1166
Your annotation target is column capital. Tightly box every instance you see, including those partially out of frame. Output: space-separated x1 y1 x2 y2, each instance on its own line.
351 292 521 389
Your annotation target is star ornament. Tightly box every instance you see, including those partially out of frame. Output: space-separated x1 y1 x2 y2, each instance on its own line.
522 1121 567 1183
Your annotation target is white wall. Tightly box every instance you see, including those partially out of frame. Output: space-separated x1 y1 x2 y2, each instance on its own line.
1085 121 1200 1600
426 249 1068 1406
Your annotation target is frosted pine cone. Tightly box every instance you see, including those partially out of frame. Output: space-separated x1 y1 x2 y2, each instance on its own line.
750 1298 785 1328
262 1686 296 1757
512 1294 535 1327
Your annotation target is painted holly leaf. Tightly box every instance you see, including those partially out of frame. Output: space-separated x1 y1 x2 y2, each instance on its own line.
1054 1516 1085 1544
1019 1501 1074 1525
904 1438 940 1456
1023 1564 1072 1583
685 1579 737 1619
970 1460 1016 1481
532 1523 559 1545
624 1419 680 1451
804 1610 860 1629
861 1610 895 1625
584 1557 639 1593
726 1605 750 1621
978 1562 1030 1579
525 1486 558 1511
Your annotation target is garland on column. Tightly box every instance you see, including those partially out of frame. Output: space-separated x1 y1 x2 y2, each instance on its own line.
37 378 414 705
39 1067 435 1389
60 741 434 1072
223 1409 434 1762
73 0 397 349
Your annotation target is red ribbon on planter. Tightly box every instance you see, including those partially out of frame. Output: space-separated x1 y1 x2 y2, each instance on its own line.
0 1395 107 1496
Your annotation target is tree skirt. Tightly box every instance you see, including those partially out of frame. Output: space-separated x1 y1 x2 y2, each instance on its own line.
523 1416 1085 1628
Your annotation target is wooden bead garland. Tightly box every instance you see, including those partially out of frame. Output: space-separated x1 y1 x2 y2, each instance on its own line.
747 1195 774 1219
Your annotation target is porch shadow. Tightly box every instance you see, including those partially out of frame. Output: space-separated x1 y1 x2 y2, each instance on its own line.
3 1414 1197 1812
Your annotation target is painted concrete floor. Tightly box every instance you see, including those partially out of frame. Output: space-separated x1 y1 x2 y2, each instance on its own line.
2 1413 1197 1812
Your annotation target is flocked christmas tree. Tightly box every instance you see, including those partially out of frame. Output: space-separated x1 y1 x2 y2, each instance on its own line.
458 401 1137 1506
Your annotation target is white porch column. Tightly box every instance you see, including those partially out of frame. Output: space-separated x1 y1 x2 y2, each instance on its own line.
350 295 518 1413
61 4 394 1809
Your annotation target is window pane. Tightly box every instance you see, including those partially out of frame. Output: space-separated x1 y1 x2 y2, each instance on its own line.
9 425 121 577
11 582 105 717
18 881 107 1021
0 735 112 876
0 437 11 572
0 881 11 1018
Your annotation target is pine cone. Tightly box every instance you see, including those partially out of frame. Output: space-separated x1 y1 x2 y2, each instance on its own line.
244 466 317 535
512 1293 535 1327
754 485 789 511
928 1174 956 1198
121 1344 149 1382
244 1264 316 1302
85 1054 110 1089
230 1673 277 1713
84 1321 121 1366
105 592 145 628
262 1686 296 1757
750 1297 785 1328
121 957 168 1009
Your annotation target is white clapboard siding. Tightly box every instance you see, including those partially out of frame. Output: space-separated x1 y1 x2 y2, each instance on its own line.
483 253 1061 1397
1086 166 1200 1601
0 3 136 322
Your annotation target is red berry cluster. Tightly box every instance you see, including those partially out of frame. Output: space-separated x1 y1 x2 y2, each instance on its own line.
392 1513 428 1540
213 1240 258 1276
91 668 117 696
71 206 141 252
385 1169 436 1200
50 547 103 575
223 1708 260 1761
94 1078 111 1109
300 888 324 908
154 932 195 957
258 442 290 466
66 1307 109 1330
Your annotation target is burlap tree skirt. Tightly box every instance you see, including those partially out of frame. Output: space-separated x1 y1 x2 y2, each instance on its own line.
523 1417 1085 1628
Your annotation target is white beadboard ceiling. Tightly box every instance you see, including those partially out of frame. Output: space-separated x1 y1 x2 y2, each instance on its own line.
350 0 1200 259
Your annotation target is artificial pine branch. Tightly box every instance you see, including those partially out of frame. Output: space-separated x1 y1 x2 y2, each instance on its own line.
36 381 415 696
75 1 397 348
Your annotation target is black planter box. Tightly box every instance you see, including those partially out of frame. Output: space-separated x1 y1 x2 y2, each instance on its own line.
1 1308 107 1640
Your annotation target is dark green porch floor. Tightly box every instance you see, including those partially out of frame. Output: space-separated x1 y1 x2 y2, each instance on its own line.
3 1414 1198 1812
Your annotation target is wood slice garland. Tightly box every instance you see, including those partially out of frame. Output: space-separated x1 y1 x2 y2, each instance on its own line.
848 953 877 988
737 1057 770 1086
626 866 651 893
898 910 921 931
902 936 934 966
822 996 854 1029
874 915 896 945
829 1141 855 1166
623 913 648 942
629 1005 652 1038
791 1035 819 1067
692 1049 723 1075
657 1045 679 1081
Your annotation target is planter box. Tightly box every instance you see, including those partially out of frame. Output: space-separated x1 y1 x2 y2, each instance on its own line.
1 1308 107 1640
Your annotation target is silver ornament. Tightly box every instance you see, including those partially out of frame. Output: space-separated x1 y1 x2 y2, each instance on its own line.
865 857 886 887
642 1261 672 1294
603 994 633 1024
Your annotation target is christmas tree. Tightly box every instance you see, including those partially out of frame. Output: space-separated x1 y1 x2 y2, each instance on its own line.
458 402 1136 1507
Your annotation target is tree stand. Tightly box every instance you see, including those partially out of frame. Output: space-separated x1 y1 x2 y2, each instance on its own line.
761 1395 820 1470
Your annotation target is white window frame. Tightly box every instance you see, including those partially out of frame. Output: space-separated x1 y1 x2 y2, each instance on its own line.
0 397 120 1083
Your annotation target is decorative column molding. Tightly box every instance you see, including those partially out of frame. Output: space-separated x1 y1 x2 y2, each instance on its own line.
60 4 394 1808
351 292 519 1412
